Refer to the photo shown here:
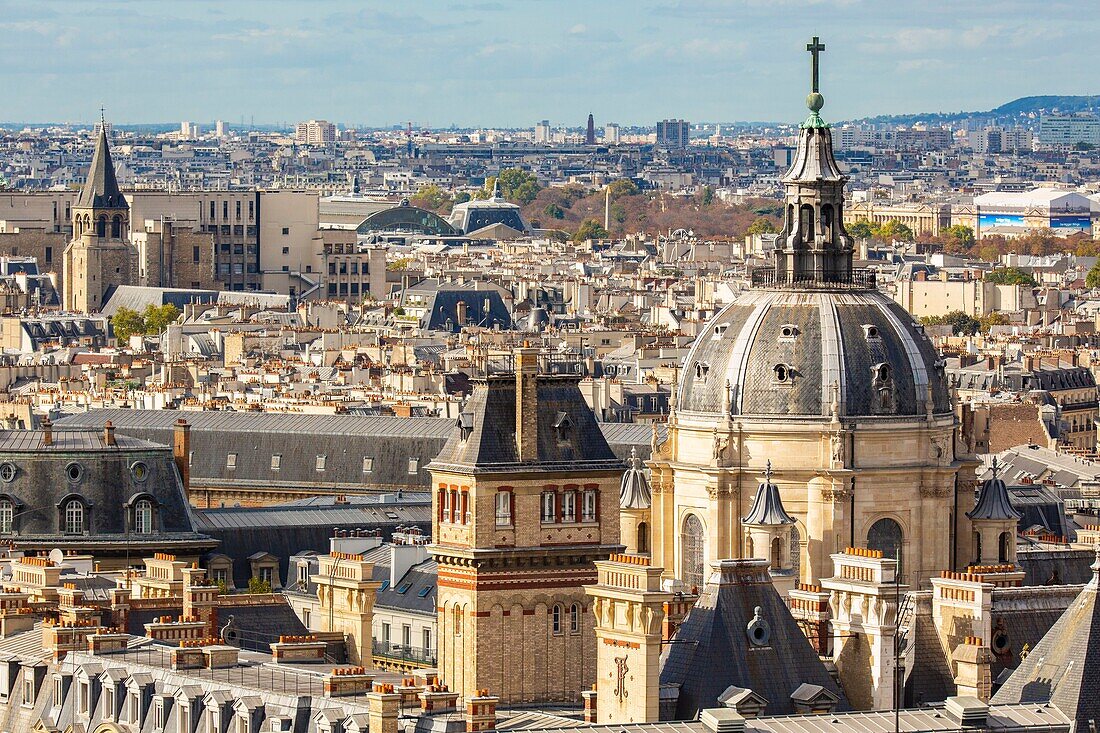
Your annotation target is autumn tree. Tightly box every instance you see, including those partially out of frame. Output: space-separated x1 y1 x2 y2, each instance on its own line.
111 307 144 342
573 218 609 242
747 218 777 235
984 267 1036 287
1087 261 1100 290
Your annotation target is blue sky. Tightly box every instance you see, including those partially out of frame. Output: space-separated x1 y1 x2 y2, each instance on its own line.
1 0 1095 127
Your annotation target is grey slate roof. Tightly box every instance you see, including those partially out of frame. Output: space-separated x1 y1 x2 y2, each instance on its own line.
677 289 950 418
992 549 1100 730
659 559 847 719
431 374 622 473
968 469 1022 522
76 127 126 209
742 464 794 526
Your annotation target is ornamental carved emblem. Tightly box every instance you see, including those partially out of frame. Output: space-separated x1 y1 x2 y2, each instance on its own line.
614 656 629 701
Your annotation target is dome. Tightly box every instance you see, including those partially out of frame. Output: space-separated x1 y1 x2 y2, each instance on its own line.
678 287 950 418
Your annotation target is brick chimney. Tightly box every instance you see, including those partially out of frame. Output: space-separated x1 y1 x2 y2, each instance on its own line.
465 690 499 732
515 344 539 462
42 417 52 447
173 419 190 494
103 421 116 447
181 565 218 639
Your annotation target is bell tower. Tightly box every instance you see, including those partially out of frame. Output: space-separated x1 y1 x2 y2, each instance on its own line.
773 37 854 285
64 112 132 313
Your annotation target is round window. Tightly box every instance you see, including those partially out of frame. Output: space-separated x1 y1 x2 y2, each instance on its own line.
0 463 15 483
65 462 83 483
130 462 148 482
991 631 1009 654
746 606 771 647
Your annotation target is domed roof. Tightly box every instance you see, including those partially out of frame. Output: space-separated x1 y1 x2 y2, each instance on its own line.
678 287 950 418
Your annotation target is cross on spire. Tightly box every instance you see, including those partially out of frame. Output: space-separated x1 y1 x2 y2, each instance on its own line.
806 36 825 94
763 459 773 482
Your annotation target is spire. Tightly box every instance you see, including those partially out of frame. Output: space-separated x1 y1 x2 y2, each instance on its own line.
967 457 1022 522
742 461 794 526
619 446 652 510
769 36 853 287
77 114 125 209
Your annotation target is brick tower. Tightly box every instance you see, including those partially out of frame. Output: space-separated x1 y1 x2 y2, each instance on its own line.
428 345 625 703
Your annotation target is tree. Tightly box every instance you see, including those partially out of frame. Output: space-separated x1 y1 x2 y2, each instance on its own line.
543 203 565 220
979 312 1010 332
848 218 875 240
453 191 472 205
247 577 272 594
699 186 715 206
142 304 180 334
485 168 541 205
607 179 640 199
943 224 975 252
747 218 777 236
876 219 915 242
1087 261 1100 290
410 185 452 212
985 267 1037 287
573 218 609 242
920 310 981 336
111 307 144 342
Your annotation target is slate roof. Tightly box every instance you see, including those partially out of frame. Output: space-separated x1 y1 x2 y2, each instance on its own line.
677 289 950 418
56 409 658 490
742 464 794 526
76 127 126 209
992 549 1100 730
659 559 848 718
968 468 1022 522
431 375 622 473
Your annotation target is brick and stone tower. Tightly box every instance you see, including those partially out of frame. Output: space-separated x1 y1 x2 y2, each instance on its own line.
64 116 133 313
428 345 625 704
584 554 671 724
742 461 797 597
965 458 1021 567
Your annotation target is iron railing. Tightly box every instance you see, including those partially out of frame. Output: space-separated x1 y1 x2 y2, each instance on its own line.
750 267 876 290
372 640 437 666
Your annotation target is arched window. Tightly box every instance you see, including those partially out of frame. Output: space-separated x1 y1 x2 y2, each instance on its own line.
998 532 1012 563
0 499 12 535
770 537 782 568
111 215 122 238
974 531 982 564
134 499 153 534
790 524 802 580
551 604 563 635
680 514 705 590
453 606 462 637
637 522 648 554
867 518 904 579
569 603 580 634
63 499 84 535
95 216 106 238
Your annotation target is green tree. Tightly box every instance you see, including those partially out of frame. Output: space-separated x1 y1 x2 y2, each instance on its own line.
984 267 1037 287
876 219 915 242
453 191 472 205
943 224 975 251
573 218 609 242
111 307 144 342
247 577 272 594
699 186 715 206
746 218 777 236
920 310 981 336
608 179 640 199
978 312 1010 332
1086 261 1100 289
410 185 452 212
142 304 180 334
848 218 875 239
543 203 565 220
485 168 542 205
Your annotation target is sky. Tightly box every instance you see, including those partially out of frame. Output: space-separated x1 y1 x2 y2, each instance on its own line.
1 0 1096 128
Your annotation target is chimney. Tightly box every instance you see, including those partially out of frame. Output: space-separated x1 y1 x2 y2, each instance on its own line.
42 417 53 447
581 688 597 723
465 690 499 733
515 343 539 462
944 696 989 728
103 421 116 447
700 709 746 733
173 419 191 494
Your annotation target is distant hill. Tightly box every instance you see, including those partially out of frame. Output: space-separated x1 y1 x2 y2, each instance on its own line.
845 95 1100 126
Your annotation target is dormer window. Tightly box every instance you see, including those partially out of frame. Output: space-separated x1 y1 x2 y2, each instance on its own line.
553 412 574 438
712 324 729 340
874 363 892 383
773 363 794 385
862 324 880 340
779 324 799 342
695 362 710 380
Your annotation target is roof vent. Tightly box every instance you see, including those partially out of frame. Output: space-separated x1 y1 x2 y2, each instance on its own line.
944 696 989 727
700 709 746 733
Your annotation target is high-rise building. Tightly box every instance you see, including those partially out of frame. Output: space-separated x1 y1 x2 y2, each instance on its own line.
604 123 620 144
215 120 226 138
1038 114 1100 147
656 119 690 148
180 121 199 139
585 113 595 145
534 120 551 143
294 119 336 144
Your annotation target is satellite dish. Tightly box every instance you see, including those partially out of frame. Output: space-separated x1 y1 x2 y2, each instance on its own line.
48 548 65 565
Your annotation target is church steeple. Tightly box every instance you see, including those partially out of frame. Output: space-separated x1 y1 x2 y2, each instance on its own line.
772 37 854 286
77 115 126 210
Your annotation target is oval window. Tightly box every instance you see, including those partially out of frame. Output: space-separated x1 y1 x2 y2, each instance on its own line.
65 462 84 483
130 462 148 482
0 463 15 483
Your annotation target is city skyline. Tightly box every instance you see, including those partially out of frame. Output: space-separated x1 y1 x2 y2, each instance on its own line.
0 0 1095 127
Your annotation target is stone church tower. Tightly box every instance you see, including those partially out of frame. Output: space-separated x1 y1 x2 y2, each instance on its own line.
428 346 624 704
64 120 133 313
645 38 977 592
